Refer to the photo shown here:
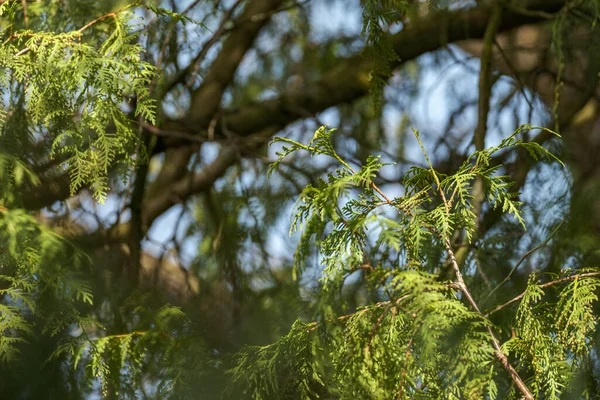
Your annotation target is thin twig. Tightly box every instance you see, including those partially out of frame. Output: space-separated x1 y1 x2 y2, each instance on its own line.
77 11 118 33
484 222 563 303
364 303 394 354
281 135 415 218
493 38 534 110
13 4 134 58
444 240 535 399
306 296 409 333
164 0 244 93
414 118 534 399
486 272 600 317
396 336 414 400
505 3 555 19
185 0 245 88
143 122 207 143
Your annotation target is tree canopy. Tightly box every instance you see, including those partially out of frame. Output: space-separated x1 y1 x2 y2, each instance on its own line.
1 0 600 398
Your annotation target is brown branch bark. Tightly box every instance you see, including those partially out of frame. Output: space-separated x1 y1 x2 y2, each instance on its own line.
144 0 284 220
415 130 534 399
162 0 246 94
450 5 502 273
23 0 568 214
445 239 535 400
135 0 567 233
486 272 600 317
185 0 285 128
157 0 567 149
473 5 501 218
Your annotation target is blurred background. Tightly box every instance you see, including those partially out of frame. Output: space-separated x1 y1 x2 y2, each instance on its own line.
2 0 600 397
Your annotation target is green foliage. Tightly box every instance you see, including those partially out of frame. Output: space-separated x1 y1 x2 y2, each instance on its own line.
0 153 40 206
52 304 186 398
230 319 324 399
502 270 600 399
319 271 496 399
0 3 202 397
0 208 92 361
360 0 407 114
0 2 157 202
1 0 600 398
270 124 560 276
233 125 600 399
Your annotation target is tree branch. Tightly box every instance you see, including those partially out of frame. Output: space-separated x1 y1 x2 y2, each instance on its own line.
142 0 284 223
185 0 285 128
486 271 600 317
484 222 563 304
414 129 534 399
143 126 277 229
473 4 502 220
162 0 246 94
23 0 568 214
451 4 502 271
154 0 567 151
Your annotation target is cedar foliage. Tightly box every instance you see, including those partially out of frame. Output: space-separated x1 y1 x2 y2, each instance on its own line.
0 2 190 397
0 0 600 399
232 125 600 399
0 1 157 203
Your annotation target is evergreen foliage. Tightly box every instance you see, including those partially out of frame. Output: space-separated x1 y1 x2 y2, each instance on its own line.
1 0 600 398
0 1 157 202
360 0 406 114
0 2 193 397
0 208 92 362
231 125 600 399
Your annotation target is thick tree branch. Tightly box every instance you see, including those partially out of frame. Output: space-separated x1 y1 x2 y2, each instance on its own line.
157 0 567 149
24 0 567 213
451 5 502 273
22 173 71 210
143 127 276 230
162 0 245 94
143 0 284 223
186 0 285 128
473 5 501 212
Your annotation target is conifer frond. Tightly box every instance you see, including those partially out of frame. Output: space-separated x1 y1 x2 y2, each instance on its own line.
51 304 186 397
0 3 179 202
249 124 593 399
360 0 407 114
230 319 324 400
0 209 92 360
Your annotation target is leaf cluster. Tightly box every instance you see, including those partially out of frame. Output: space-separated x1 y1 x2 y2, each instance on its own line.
232 125 600 399
0 2 157 202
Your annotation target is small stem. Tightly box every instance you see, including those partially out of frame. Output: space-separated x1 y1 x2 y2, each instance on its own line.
280 135 415 216
13 4 134 58
484 222 563 303
306 296 409 333
445 239 534 400
486 271 600 317
472 4 502 234
78 3 135 34
415 121 534 398
396 336 414 400
414 129 449 211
